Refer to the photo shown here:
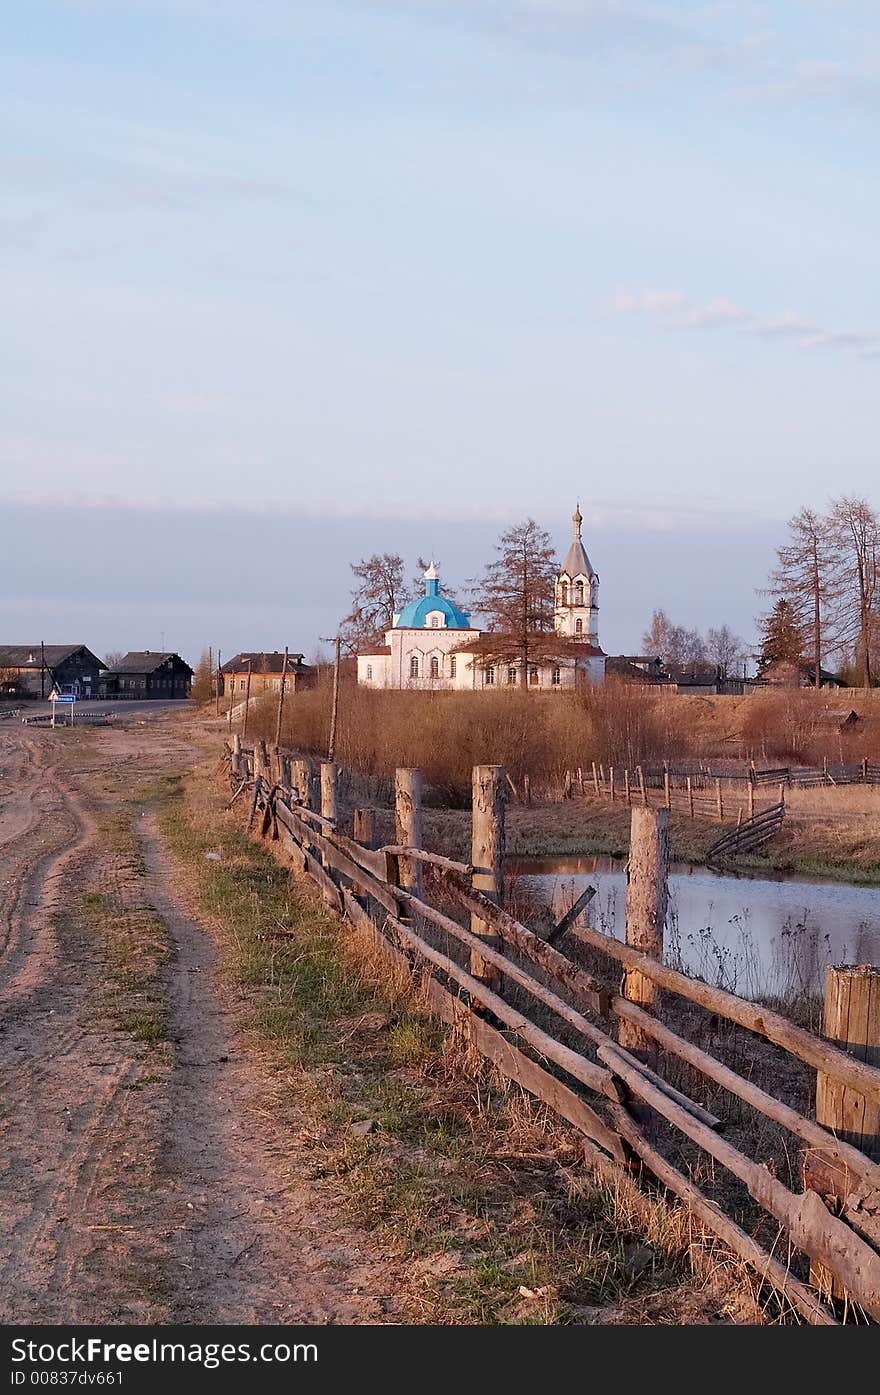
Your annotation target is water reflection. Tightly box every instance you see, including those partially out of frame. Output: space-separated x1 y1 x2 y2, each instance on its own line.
512 855 880 1001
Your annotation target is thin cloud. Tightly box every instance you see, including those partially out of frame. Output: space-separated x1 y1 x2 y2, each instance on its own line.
615 287 880 359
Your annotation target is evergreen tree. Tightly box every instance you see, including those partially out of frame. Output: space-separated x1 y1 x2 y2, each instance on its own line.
757 598 806 673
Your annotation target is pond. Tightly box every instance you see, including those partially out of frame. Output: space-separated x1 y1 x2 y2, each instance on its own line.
512 855 880 1002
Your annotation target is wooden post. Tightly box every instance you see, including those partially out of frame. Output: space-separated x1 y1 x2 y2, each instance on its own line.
687 775 694 818
617 807 669 1067
808 965 880 1297
599 763 606 794
353 807 377 849
320 761 338 827
664 770 671 812
716 777 723 822
564 769 573 800
862 756 869 783
592 761 600 796
637 765 647 807
215 649 221 718
328 635 341 762
523 772 531 806
609 766 615 802
470 765 506 990
748 781 755 821
624 769 631 806
242 660 252 738
280 752 292 791
394 768 423 898
778 782 785 811
274 646 289 751
231 732 242 778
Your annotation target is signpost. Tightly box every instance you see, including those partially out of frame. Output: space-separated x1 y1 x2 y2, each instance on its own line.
49 691 76 727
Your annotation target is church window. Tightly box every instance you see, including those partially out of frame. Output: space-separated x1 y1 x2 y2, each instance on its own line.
529 666 539 686
575 619 583 635
485 666 495 686
574 581 584 605
507 666 517 685
561 582 569 606
366 664 372 681
449 655 456 678
430 656 439 678
551 666 561 686
430 616 439 628
410 655 419 679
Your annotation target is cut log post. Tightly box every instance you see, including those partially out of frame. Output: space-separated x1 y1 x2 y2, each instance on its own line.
687 775 694 818
279 752 292 790
394 768 423 898
637 765 647 807
808 964 880 1299
291 757 311 807
231 733 242 778
624 769 631 806
564 769 573 800
664 770 671 812
617 807 668 1067
353 807 377 850
609 766 615 802
592 761 600 796
320 761 338 827
470 765 506 990
716 777 724 822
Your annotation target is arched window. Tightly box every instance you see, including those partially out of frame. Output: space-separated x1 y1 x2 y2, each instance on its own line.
485 666 495 686
430 655 439 678
561 581 569 606
366 664 372 680
551 666 561 686
529 666 539 686
575 618 583 635
574 581 584 605
430 616 439 628
507 665 517 685
410 655 419 679
449 655 456 678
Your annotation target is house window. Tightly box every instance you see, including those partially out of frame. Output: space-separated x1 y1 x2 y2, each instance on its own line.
366 664 372 680
529 666 539 686
507 666 517 685
552 666 561 686
430 656 439 678
449 656 456 678
240 679 245 691
575 618 583 635
485 666 495 686
410 655 419 679
575 581 584 605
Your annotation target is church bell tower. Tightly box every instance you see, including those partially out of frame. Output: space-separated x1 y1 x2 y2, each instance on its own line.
554 504 599 645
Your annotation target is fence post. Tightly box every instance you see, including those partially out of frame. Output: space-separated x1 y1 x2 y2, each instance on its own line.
394 768 423 897
232 733 242 778
353 807 377 849
687 775 694 818
523 772 531 806
778 782 785 811
748 781 755 821
618 807 668 1067
274 646 289 751
320 761 338 827
564 769 573 800
592 761 600 796
807 965 880 1298
609 766 615 802
470 765 506 991
716 777 724 822
637 765 647 807
624 769 631 806
862 756 869 783
664 770 671 812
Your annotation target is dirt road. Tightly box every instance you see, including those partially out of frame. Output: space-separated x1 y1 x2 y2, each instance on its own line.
0 717 400 1323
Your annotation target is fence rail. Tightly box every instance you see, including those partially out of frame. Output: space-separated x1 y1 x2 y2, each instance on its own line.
222 738 880 1325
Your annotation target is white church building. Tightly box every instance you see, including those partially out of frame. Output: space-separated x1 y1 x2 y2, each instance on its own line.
357 507 606 691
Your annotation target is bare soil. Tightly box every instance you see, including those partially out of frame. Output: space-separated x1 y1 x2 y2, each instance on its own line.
0 716 401 1323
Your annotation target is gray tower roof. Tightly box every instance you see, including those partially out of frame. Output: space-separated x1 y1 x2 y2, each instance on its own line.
559 503 596 579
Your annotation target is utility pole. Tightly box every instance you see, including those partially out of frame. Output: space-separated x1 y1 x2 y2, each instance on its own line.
274 646 289 750
40 640 46 701
242 658 252 739
327 636 341 762
215 649 222 718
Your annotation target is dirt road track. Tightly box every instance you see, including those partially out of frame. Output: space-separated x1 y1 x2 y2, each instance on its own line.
0 721 400 1323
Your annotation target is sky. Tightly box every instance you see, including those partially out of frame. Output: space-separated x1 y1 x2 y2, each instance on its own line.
3 2 879 663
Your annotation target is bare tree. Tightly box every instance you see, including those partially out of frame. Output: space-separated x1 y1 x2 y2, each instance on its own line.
471 519 558 687
828 495 880 687
338 553 412 653
705 624 747 679
103 650 124 670
767 507 841 687
642 609 707 667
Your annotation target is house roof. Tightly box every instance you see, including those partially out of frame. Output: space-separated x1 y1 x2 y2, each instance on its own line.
394 569 473 631
221 651 310 674
606 657 672 684
109 651 194 675
0 644 104 670
559 504 596 580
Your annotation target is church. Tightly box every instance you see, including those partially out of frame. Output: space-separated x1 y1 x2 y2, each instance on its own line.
356 507 606 691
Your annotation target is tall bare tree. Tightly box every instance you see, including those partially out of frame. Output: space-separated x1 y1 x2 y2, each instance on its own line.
642 609 707 666
338 553 411 652
471 519 557 687
705 624 747 679
767 507 840 687
828 495 879 687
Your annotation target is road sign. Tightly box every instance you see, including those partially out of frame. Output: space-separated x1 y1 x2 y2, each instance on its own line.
51 694 76 703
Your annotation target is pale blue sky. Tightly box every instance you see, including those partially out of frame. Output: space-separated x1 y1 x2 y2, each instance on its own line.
3 3 879 660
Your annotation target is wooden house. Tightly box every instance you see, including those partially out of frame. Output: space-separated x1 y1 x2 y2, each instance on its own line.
104 651 193 699
0 644 105 700
220 652 316 699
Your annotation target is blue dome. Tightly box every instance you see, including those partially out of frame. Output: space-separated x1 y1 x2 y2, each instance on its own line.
395 574 472 630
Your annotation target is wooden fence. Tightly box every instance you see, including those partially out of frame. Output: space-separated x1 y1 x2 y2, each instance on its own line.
223 737 880 1325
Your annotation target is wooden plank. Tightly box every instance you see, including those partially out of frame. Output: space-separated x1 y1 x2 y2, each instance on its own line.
338 890 624 1162
382 846 473 877
602 1103 838 1326
572 923 880 1106
547 884 596 945
600 1045 880 1318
